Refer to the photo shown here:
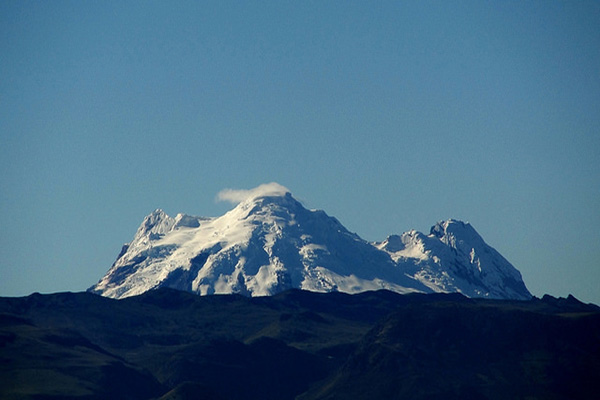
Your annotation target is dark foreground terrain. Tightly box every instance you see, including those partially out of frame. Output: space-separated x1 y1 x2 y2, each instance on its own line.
1 288 599 400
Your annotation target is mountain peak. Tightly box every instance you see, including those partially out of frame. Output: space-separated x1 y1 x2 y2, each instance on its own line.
240 190 299 210
219 186 304 224
429 219 486 248
90 186 531 300
136 209 175 239
431 219 474 237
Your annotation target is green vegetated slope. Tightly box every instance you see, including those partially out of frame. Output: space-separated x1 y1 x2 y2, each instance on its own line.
1 289 598 400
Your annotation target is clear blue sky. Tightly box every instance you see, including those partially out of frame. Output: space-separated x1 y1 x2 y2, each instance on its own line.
1 1 599 304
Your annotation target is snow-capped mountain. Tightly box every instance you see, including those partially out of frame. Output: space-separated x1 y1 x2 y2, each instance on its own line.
89 183 531 300
375 220 531 299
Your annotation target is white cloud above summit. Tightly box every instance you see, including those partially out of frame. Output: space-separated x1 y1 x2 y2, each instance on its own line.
216 182 291 205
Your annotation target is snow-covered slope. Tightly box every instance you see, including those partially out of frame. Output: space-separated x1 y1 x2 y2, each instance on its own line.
375 220 531 299
89 184 531 300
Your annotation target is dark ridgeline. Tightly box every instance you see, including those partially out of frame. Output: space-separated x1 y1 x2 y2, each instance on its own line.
1 289 599 400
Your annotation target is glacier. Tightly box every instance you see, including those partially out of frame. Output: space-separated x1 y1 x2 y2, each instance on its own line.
89 184 531 300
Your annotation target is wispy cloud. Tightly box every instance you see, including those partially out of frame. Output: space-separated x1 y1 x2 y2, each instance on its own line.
216 182 290 205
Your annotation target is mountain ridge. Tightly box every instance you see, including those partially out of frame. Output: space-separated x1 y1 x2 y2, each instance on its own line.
90 184 531 300
1 288 598 400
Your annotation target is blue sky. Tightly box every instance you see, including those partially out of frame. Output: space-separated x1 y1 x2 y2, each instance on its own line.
1 1 599 303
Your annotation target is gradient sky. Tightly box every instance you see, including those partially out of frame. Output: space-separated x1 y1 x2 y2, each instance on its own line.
1 1 599 304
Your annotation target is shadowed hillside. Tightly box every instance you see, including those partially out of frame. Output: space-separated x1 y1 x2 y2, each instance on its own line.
1 289 598 399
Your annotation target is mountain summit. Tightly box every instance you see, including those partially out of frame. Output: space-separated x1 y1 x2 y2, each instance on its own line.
90 184 531 300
